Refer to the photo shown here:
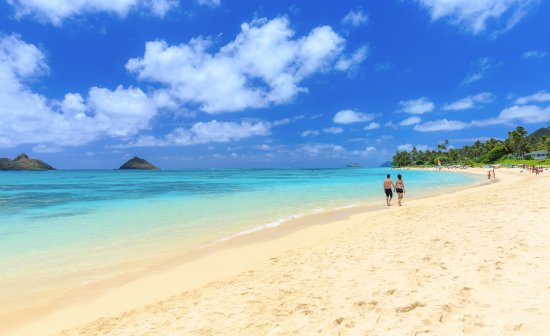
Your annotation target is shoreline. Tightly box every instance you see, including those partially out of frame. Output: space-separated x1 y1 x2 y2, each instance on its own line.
2 169 495 335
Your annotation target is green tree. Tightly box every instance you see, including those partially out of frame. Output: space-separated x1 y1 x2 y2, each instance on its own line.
472 140 482 160
436 139 449 153
479 143 508 163
411 146 420 164
392 151 413 167
507 126 528 158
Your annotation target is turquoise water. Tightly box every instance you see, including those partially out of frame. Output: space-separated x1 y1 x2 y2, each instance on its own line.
0 168 480 310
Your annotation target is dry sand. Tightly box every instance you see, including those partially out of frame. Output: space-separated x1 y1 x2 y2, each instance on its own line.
8 168 550 335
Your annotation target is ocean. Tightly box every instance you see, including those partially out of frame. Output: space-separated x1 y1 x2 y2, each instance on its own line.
0 168 480 312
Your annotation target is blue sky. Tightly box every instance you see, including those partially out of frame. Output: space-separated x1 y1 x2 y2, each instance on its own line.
1 0 549 169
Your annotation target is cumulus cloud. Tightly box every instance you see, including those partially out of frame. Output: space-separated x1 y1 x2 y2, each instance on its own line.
0 35 157 148
341 9 368 27
398 97 435 114
514 90 550 104
400 116 422 126
494 104 550 124
522 50 547 59
442 92 494 111
125 120 270 147
416 0 539 35
127 17 363 114
333 109 374 124
7 0 179 25
364 122 380 130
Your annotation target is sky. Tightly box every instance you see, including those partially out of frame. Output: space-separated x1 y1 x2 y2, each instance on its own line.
0 0 549 169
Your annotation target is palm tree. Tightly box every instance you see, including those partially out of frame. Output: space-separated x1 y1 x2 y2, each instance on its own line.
436 139 449 153
472 140 482 160
507 127 528 158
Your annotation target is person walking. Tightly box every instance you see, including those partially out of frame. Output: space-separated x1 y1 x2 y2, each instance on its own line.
383 174 395 206
395 174 405 206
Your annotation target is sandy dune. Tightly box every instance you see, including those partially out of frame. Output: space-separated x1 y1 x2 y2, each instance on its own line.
14 169 550 335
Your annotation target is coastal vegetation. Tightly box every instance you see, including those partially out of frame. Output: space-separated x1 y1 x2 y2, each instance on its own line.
392 125 550 167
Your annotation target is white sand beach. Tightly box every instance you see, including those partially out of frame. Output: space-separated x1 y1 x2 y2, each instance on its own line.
7 168 550 336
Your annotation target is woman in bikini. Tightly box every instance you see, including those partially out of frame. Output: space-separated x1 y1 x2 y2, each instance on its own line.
395 174 405 206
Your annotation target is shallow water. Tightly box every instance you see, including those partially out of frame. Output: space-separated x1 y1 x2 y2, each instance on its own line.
0 168 480 311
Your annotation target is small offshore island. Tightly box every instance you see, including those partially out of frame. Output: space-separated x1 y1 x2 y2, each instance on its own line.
0 153 55 170
119 156 159 170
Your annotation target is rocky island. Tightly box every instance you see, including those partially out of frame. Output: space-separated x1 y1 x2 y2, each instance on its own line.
119 157 159 170
0 153 55 170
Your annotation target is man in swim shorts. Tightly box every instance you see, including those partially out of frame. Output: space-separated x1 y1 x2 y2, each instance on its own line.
383 174 395 206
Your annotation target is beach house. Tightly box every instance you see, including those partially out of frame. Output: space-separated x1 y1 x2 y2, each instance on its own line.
526 150 549 160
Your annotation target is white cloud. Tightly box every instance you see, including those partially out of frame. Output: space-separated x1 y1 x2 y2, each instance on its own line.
397 144 432 152
87 86 157 137
341 9 368 27
397 144 413 152
333 109 374 124
364 122 380 130
416 0 538 35
0 34 48 78
335 45 369 72
514 90 550 104
127 17 361 114
197 0 220 8
323 127 343 134
32 144 62 153
414 119 470 132
415 104 550 132
495 104 550 124
442 92 494 111
400 116 422 126
463 57 493 84
348 146 378 158
522 50 547 59
7 0 179 25
126 120 270 147
301 129 319 137
398 97 435 114
0 35 157 148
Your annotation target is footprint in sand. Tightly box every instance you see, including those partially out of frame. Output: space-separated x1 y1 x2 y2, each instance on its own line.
396 301 425 313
